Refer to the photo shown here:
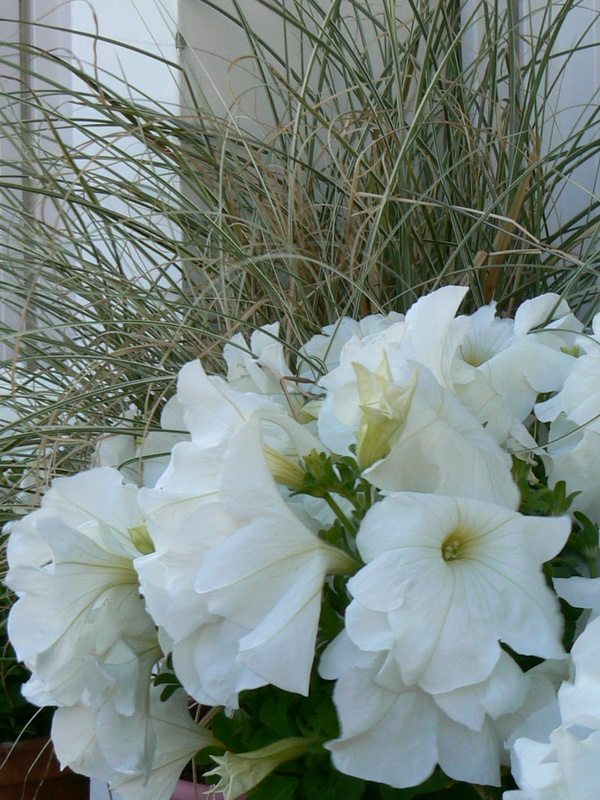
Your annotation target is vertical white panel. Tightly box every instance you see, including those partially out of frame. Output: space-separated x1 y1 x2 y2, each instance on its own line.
1 0 184 357
0 3 20 209
519 0 600 226
460 0 511 80
178 0 290 122
49 0 181 284
178 0 415 124
68 0 180 108
0 2 24 359
461 0 600 231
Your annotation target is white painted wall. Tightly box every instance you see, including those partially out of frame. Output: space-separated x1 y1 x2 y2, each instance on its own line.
64 0 182 284
0 0 182 359
178 0 415 126
67 0 179 106
520 0 600 228
0 0 25 359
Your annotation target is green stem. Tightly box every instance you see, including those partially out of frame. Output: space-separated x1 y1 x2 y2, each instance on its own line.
322 492 358 538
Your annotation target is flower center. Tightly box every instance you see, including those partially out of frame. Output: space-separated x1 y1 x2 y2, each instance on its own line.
460 345 489 368
442 538 462 561
441 528 474 562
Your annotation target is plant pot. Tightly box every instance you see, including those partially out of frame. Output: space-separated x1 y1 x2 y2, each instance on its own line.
171 781 207 800
0 736 89 800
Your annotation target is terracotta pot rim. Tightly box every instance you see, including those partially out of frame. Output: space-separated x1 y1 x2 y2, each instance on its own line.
0 736 67 784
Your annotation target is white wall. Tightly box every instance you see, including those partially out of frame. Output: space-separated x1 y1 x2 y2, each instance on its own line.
67 0 179 106
2 0 600 356
178 0 415 124
65 0 182 284
520 0 600 228
0 0 25 359
180 0 600 229
0 0 182 360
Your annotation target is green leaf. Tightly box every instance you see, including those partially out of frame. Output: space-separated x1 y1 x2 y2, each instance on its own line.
258 693 297 738
159 684 180 702
247 774 299 800
153 672 181 685
572 511 599 566
513 458 579 519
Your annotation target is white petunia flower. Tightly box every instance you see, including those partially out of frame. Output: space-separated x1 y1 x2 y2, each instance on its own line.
451 305 539 451
136 360 330 706
316 325 407 455
224 322 292 403
177 358 280 450
140 358 320 527
93 397 188 488
299 312 405 380
536 336 600 524
317 286 467 453
109 689 217 800
6 468 159 702
497 658 569 751
449 294 578 456
136 500 266 709
316 288 519 508
352 355 417 469
205 737 314 800
194 419 355 698
345 492 569 693
320 632 527 788
554 575 600 622
52 687 216 800
506 616 600 800
137 408 349 706
5 467 162 774
398 285 470 390
362 368 520 508
455 295 577 426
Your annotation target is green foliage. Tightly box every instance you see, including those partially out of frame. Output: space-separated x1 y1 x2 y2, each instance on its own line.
1 0 600 519
248 774 300 800
570 512 600 573
298 451 369 507
153 671 184 702
552 510 600 581
301 761 366 800
212 672 339 754
512 454 599 652
513 457 579 517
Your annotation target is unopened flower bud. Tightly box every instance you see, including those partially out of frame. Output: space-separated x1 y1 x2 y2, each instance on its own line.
353 356 417 469
206 737 316 800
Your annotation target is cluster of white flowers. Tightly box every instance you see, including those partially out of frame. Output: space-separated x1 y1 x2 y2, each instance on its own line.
5 285 600 799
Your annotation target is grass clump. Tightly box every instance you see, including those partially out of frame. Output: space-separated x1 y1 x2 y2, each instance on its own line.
0 0 598 507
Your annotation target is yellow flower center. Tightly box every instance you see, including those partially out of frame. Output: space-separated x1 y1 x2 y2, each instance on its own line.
459 342 491 367
441 528 475 562
442 538 461 561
